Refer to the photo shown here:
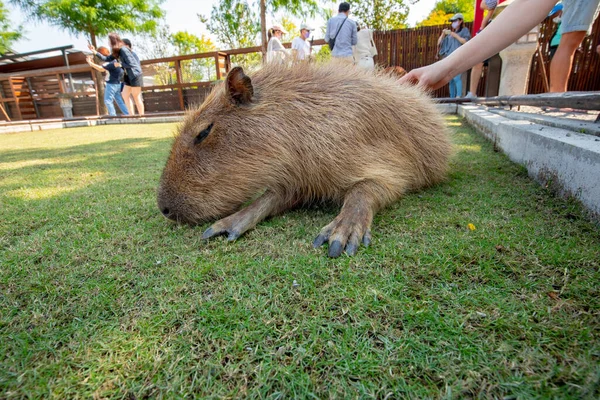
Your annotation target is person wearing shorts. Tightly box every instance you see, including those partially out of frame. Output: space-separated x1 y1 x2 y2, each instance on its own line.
120 39 144 115
549 0 600 92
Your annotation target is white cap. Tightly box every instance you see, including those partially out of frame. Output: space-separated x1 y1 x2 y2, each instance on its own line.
271 25 288 34
300 23 314 31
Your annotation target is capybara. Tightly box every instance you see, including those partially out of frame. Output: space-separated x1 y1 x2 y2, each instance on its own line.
157 61 451 257
383 65 407 79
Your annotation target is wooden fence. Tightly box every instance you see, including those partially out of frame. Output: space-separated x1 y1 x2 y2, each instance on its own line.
1 18 599 121
373 23 481 98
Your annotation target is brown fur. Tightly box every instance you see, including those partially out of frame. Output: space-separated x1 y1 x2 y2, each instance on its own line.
383 65 407 78
158 60 451 256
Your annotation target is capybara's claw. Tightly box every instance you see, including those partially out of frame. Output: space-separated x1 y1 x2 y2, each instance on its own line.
315 218 370 258
201 227 216 240
362 230 372 247
345 233 360 256
328 240 344 258
202 225 241 241
227 231 241 241
313 234 328 248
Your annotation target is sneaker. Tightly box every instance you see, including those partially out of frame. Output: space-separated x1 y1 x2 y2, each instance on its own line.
465 92 476 99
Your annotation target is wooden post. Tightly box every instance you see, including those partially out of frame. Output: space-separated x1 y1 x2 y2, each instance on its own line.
215 54 221 80
0 102 10 121
537 50 550 93
174 59 184 111
8 77 23 120
26 77 40 119
90 69 101 116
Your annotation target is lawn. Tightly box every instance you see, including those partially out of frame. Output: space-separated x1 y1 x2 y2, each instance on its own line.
1 117 599 399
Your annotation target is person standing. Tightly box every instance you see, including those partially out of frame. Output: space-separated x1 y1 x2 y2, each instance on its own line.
438 13 471 98
353 25 377 71
291 24 314 62
466 0 497 98
86 47 129 117
267 25 289 64
89 33 144 115
324 2 357 60
118 38 144 115
549 0 600 92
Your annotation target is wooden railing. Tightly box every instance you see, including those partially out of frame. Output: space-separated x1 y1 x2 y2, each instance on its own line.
1 18 600 121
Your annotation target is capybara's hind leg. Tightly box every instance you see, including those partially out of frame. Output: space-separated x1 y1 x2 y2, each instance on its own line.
313 180 394 258
202 190 289 241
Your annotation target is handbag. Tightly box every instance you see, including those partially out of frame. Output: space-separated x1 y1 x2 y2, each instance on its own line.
328 17 348 50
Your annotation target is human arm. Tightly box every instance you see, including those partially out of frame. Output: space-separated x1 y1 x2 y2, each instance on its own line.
481 6 496 30
351 22 358 46
86 56 107 72
448 28 470 45
324 20 331 42
399 0 556 89
438 30 448 46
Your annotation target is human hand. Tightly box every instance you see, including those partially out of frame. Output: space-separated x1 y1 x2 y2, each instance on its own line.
114 62 122 68
87 43 95 52
398 60 454 91
443 29 451 36
86 56 93 64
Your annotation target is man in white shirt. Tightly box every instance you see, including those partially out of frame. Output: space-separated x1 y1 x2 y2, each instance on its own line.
291 23 314 62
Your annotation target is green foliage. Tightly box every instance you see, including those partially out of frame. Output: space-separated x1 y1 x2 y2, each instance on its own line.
0 1 23 53
313 43 331 63
199 0 260 49
417 0 475 26
280 16 298 38
267 0 319 17
347 0 410 30
170 31 214 56
10 0 165 45
200 0 319 65
170 31 216 82
1 119 599 397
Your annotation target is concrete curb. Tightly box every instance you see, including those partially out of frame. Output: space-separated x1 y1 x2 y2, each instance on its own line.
459 104 600 220
485 107 600 137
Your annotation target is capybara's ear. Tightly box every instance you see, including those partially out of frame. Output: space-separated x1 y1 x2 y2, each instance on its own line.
226 67 254 105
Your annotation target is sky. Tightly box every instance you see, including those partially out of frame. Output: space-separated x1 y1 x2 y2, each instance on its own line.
7 0 439 55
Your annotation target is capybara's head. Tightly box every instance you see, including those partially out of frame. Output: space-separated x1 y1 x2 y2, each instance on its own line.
157 67 262 224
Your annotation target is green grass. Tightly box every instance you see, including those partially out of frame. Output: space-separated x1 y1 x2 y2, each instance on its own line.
1 117 599 399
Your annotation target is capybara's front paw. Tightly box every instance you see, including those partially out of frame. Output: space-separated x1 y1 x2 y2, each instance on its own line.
201 217 242 241
313 215 372 258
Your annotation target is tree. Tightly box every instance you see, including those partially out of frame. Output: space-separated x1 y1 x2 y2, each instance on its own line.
199 0 261 69
11 0 165 114
417 0 475 27
280 16 297 39
258 0 319 54
0 1 23 53
347 0 411 31
10 0 165 47
199 0 259 50
170 31 216 82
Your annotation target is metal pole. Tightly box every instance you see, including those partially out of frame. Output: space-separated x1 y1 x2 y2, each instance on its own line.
61 49 75 92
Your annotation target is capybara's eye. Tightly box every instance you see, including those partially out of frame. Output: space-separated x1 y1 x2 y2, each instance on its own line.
194 123 214 145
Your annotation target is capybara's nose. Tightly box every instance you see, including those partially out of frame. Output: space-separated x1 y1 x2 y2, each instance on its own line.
161 207 170 217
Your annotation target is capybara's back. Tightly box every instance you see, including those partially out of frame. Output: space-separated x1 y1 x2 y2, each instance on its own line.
158 61 451 257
